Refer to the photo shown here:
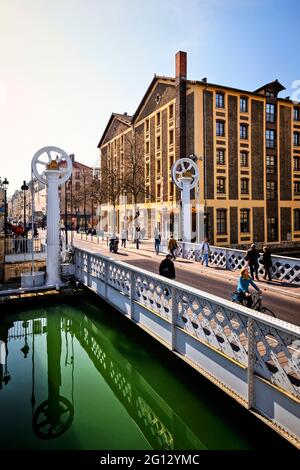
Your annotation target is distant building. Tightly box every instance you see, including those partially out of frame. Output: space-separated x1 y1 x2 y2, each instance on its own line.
9 156 94 230
59 156 94 230
97 51 300 246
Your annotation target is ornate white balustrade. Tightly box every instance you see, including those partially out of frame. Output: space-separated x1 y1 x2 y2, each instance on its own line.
74 247 300 447
176 242 300 285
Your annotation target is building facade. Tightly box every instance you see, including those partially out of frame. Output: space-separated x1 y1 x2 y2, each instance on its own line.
9 157 94 231
98 51 300 246
59 157 94 230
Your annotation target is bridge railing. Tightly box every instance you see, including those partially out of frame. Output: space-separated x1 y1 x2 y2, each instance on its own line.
176 242 300 285
4 235 45 255
74 247 300 446
74 232 300 284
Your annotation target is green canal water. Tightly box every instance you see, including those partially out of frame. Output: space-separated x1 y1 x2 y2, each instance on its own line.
0 298 293 450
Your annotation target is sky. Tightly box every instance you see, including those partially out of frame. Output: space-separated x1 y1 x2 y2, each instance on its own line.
1 0 300 195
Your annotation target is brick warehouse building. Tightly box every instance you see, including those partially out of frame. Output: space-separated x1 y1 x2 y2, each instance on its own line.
97 51 300 247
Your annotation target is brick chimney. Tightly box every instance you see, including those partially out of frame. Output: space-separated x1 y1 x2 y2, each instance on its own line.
175 51 187 80
175 51 187 167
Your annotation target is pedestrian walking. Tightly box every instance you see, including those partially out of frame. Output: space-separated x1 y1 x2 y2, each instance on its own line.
245 243 260 280
168 235 178 260
200 237 210 267
121 229 127 248
154 228 161 255
159 254 176 280
262 245 272 281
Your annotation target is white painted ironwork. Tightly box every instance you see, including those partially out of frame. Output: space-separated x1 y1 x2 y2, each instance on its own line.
171 158 199 190
32 146 72 186
171 158 200 244
31 146 72 286
175 242 300 285
74 247 300 446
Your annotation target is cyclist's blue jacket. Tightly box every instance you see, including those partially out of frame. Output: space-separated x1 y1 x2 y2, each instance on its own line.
237 277 259 293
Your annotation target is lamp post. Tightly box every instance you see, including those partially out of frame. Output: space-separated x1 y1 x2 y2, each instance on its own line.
91 195 95 231
75 204 80 232
123 190 127 234
21 180 29 236
0 177 9 235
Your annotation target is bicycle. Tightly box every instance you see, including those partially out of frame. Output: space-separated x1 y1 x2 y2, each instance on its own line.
231 291 276 317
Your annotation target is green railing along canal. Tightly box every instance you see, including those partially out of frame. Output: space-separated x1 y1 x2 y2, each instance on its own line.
0 299 293 450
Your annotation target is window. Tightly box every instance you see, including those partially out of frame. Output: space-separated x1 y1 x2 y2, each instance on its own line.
266 155 276 174
169 129 174 145
240 209 250 233
145 162 150 177
75 182 80 191
157 159 161 174
240 124 248 140
145 119 149 132
294 209 300 231
294 108 300 121
294 157 300 171
216 92 225 108
241 178 249 194
266 181 277 199
156 113 161 126
217 177 226 193
156 136 161 150
169 155 174 169
294 132 300 146
75 171 80 179
240 151 248 167
216 120 225 137
217 209 227 234
266 129 275 148
145 141 150 154
169 182 175 198
169 104 174 119
157 184 161 200
267 217 277 241
240 97 248 113
266 91 275 97
294 180 300 195
266 103 275 122
146 186 150 200
216 149 225 165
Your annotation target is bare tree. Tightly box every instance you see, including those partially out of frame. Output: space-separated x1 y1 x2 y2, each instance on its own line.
123 131 146 244
72 167 93 232
101 165 123 235
123 131 146 208
90 175 106 232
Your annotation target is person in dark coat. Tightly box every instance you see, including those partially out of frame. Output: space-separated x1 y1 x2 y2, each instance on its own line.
159 254 176 280
245 243 260 280
262 245 272 281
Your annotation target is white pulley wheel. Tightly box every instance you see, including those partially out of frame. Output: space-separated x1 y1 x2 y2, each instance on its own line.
171 157 199 190
31 146 72 186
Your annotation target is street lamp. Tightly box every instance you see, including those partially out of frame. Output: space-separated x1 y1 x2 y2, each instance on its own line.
91 195 96 231
21 180 29 236
123 190 127 233
0 177 9 235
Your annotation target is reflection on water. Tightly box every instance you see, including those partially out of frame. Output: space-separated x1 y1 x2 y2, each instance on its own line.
0 300 293 450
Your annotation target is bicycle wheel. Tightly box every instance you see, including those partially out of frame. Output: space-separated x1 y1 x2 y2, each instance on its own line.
260 306 276 318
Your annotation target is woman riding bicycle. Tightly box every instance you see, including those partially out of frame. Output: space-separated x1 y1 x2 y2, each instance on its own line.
235 266 261 308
